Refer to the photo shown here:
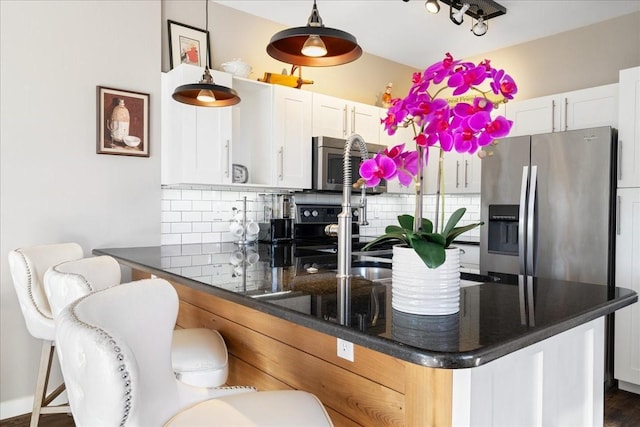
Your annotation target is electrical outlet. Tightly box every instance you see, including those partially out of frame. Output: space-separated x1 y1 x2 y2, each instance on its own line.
337 338 354 362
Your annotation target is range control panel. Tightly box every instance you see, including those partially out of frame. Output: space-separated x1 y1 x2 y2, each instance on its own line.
295 204 359 224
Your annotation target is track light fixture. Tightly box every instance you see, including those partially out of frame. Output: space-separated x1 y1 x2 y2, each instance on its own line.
403 0 505 36
267 0 362 67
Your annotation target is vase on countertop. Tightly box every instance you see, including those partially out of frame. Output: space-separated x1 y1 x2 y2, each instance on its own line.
391 245 461 315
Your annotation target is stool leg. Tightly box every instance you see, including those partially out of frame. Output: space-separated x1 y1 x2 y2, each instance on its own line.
30 340 71 427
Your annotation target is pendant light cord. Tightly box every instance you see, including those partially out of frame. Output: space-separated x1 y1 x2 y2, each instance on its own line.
205 0 209 67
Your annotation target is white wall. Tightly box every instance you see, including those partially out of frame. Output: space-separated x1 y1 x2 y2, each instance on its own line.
0 0 161 418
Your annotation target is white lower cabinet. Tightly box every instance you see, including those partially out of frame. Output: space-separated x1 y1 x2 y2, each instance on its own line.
457 243 479 272
614 187 640 393
453 318 605 426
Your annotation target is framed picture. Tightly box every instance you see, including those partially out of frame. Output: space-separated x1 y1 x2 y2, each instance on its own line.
168 20 211 69
97 86 150 157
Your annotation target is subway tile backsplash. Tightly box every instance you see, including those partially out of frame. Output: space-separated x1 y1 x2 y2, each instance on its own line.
160 186 481 245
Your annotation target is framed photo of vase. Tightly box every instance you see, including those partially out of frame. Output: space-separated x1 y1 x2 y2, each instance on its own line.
97 86 150 157
168 20 211 69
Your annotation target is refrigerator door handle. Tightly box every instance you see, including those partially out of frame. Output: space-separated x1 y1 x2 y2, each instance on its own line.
518 166 529 275
527 165 538 275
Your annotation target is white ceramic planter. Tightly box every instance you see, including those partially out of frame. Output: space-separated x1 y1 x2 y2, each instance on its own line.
392 245 461 315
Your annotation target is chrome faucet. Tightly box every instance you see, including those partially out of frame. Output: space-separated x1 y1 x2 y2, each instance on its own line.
324 134 368 325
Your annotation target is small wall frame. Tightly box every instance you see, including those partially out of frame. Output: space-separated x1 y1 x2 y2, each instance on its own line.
97 86 150 157
168 20 211 69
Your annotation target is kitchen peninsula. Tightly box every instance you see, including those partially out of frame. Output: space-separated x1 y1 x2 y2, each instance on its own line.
94 244 637 427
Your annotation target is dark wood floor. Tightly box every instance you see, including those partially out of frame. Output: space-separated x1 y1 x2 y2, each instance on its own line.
1 387 638 426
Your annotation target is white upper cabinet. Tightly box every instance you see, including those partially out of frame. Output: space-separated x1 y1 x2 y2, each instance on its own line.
272 85 312 189
232 78 312 189
504 94 559 137
505 83 619 137
563 83 618 130
442 152 481 194
162 66 312 190
162 64 233 186
312 93 381 143
617 66 640 188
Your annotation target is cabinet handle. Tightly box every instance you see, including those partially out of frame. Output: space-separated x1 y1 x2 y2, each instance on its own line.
618 139 622 181
564 97 568 131
456 161 460 188
351 106 356 134
342 105 348 137
464 160 469 188
616 195 621 235
551 99 556 132
224 140 230 178
278 146 284 180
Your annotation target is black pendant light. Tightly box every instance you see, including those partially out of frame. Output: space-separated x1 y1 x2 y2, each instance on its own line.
266 0 362 67
172 0 240 107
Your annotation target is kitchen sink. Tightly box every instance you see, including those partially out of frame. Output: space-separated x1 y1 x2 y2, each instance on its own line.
350 266 392 282
332 261 392 282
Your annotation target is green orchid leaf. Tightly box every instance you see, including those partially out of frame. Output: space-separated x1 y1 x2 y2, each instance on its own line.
385 225 407 234
397 214 414 230
443 208 466 236
445 222 484 247
411 238 446 269
362 233 408 250
421 218 434 234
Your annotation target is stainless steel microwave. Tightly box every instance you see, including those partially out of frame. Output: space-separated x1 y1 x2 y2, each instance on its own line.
311 136 387 193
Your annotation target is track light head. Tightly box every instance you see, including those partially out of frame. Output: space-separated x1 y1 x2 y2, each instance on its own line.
471 11 488 36
425 0 440 14
451 2 469 24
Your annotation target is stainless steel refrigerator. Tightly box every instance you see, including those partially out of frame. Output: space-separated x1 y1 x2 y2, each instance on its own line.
480 126 617 286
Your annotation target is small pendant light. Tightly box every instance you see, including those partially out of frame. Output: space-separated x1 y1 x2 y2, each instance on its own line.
172 0 240 107
266 0 362 67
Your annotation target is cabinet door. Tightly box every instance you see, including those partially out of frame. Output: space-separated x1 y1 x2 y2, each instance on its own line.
563 83 618 131
442 152 463 194
312 93 347 138
618 67 640 188
162 64 233 185
312 93 381 143
273 86 312 189
614 187 640 390
461 155 481 193
184 106 232 184
441 152 481 194
350 101 381 144
504 94 560 136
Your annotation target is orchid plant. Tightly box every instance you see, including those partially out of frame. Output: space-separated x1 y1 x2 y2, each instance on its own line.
359 53 518 268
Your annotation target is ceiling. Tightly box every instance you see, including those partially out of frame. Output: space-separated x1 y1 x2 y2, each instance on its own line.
216 0 640 69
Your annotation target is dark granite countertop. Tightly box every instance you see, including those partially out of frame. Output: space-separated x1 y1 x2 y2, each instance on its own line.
94 243 637 369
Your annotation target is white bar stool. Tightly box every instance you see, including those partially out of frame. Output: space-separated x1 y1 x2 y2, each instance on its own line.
7 242 83 426
55 278 333 426
44 255 233 389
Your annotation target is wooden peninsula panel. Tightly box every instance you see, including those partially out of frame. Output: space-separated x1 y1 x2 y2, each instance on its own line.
132 269 453 426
